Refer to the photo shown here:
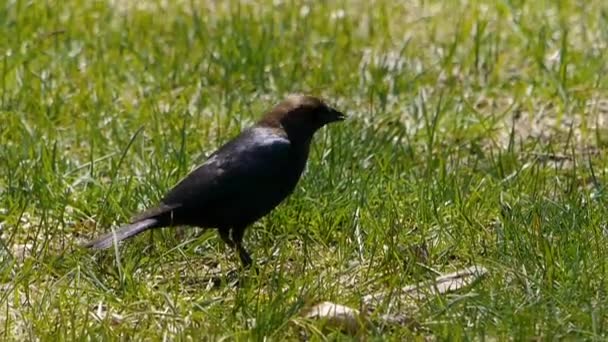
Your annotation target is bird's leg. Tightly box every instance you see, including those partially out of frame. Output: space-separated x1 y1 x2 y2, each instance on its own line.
218 228 235 248
231 227 253 268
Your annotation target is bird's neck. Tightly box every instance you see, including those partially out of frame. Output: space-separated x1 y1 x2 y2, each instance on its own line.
283 125 316 147
257 121 315 149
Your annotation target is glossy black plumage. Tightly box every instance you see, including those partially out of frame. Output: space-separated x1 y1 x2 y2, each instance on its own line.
84 95 345 267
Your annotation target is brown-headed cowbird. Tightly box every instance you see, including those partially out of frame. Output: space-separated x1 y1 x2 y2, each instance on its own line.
84 94 345 267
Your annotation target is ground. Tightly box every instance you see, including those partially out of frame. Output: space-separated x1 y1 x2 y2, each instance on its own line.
1 0 608 339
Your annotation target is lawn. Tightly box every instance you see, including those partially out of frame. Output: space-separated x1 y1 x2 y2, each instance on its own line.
2 0 608 339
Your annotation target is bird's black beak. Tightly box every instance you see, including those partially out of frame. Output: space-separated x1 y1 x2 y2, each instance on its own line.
330 108 346 122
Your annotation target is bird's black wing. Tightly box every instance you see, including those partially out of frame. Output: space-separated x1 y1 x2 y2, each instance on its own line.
133 127 292 222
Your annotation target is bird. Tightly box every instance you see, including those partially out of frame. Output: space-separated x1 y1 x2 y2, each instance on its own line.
83 94 345 268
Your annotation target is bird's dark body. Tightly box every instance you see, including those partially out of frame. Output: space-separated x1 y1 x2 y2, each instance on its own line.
84 94 344 267
145 127 309 231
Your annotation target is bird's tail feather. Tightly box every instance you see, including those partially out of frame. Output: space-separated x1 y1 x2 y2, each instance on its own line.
82 218 158 250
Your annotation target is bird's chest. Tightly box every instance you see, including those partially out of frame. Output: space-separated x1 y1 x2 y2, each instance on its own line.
218 152 307 225
251 153 306 203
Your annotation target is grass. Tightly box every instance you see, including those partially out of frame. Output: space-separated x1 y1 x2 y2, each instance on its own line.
1 0 608 339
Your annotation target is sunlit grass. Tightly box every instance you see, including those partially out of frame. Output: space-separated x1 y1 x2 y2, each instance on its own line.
1 0 608 339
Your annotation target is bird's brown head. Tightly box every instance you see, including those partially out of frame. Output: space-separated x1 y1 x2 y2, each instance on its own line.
258 94 345 144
